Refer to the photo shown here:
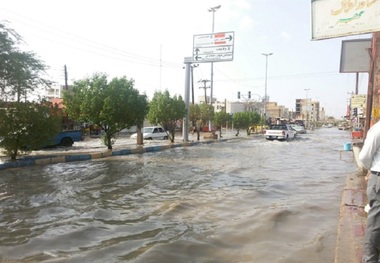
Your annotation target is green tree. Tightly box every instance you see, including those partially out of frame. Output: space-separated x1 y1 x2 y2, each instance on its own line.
233 112 250 136
214 111 232 138
233 111 261 136
199 103 214 131
247 111 262 134
0 101 62 160
189 103 201 140
189 103 200 129
147 90 186 143
0 22 21 99
0 22 51 102
63 73 148 150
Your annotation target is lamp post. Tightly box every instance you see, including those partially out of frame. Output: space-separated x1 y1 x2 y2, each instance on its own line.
262 53 273 121
208 5 221 131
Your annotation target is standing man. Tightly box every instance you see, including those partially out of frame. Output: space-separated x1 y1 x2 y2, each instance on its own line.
359 120 380 263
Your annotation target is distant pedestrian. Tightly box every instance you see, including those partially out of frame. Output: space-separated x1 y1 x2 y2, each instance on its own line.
359 120 380 263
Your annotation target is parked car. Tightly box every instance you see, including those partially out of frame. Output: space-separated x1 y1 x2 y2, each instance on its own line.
130 126 168 140
338 122 351 130
48 130 84 147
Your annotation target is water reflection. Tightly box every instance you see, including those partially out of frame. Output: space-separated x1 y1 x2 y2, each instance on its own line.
0 129 356 262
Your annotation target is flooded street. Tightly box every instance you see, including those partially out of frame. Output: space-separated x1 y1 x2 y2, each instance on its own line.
0 128 357 263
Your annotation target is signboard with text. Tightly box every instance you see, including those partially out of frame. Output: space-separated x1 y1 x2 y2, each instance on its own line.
311 0 380 40
351 94 366 108
193 31 234 62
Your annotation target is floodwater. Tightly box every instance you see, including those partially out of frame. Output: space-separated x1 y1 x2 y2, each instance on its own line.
0 128 356 263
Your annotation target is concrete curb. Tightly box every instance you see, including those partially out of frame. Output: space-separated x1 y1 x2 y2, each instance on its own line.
334 145 367 263
0 137 232 171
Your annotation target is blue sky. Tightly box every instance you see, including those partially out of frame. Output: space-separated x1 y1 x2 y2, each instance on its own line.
0 0 373 118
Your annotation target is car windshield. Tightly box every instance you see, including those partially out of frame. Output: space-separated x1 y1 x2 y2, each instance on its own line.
270 125 286 130
142 127 154 133
291 124 302 128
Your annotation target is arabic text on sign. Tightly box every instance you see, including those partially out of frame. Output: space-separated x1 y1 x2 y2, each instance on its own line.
331 0 378 15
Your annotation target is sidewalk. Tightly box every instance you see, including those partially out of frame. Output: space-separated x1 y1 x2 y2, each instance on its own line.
335 142 367 263
0 131 245 170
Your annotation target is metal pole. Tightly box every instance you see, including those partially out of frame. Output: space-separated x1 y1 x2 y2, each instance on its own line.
262 53 273 121
191 64 198 105
208 5 221 132
355 72 359 95
264 56 268 117
183 58 192 142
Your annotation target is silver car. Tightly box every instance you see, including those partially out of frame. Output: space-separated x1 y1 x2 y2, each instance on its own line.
130 126 169 140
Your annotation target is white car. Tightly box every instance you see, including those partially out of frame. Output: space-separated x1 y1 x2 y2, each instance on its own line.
290 124 306 134
265 124 297 141
130 126 169 140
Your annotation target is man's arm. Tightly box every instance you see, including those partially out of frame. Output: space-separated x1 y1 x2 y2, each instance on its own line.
359 130 380 169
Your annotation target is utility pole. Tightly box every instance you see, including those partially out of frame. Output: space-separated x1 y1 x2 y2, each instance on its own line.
64 65 68 90
198 79 210 104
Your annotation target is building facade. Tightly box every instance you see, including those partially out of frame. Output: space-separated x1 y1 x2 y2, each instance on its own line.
45 85 66 100
295 98 321 125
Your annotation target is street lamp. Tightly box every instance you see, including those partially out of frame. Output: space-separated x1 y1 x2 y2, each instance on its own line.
208 4 221 131
262 53 273 121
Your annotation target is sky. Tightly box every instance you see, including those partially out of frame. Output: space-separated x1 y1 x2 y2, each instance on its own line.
0 0 374 119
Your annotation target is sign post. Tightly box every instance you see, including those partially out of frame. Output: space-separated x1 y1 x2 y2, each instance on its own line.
182 57 193 142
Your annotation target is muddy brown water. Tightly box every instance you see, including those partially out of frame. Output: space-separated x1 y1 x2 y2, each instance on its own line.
0 128 356 262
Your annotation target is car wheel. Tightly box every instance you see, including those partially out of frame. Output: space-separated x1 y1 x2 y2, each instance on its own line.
147 137 153 140
60 137 73 147
164 136 168 140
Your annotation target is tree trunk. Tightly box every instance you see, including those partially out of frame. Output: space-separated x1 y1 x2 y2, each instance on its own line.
11 149 17 160
136 125 143 145
107 136 112 150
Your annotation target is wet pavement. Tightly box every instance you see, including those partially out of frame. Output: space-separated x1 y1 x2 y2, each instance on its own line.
0 130 370 262
335 142 367 263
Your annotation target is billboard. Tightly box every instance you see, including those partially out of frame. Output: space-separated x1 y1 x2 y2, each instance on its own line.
340 38 372 72
311 0 380 40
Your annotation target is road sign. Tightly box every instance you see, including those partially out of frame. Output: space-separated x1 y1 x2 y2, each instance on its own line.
193 31 234 63
351 94 366 108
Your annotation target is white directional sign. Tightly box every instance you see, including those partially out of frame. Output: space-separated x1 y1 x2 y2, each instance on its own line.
193 31 234 63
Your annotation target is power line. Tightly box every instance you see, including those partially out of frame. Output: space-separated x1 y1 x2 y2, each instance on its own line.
0 9 182 69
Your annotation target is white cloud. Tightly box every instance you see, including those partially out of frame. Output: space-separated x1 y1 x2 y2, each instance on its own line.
238 16 254 31
280 31 291 41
